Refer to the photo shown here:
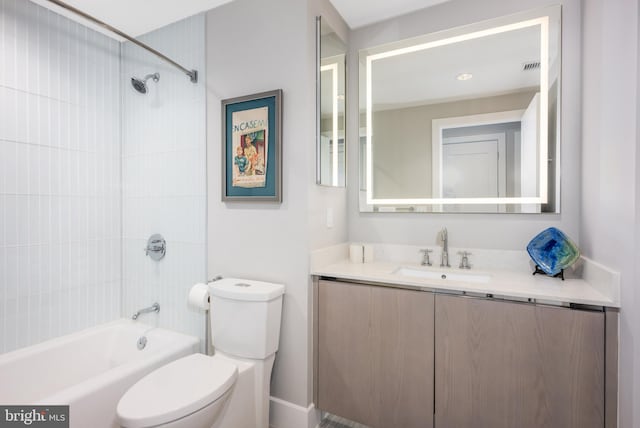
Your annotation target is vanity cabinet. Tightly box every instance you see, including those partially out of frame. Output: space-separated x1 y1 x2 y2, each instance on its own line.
315 279 609 428
315 280 434 428
435 294 604 428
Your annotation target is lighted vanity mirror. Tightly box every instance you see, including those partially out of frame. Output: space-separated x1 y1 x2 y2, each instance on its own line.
359 6 561 213
317 16 346 187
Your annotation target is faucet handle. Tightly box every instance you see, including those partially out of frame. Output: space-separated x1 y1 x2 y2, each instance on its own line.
457 251 472 269
419 249 433 266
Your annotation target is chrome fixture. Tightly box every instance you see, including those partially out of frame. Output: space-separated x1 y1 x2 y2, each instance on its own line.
132 302 160 320
131 73 160 94
137 336 148 350
136 327 156 350
439 228 450 268
458 251 472 269
44 0 198 83
145 234 166 261
419 249 433 266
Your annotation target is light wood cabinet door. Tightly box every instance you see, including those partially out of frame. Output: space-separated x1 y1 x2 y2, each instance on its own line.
435 294 604 428
317 280 434 428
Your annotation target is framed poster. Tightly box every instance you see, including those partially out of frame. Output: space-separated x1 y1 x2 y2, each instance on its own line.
221 89 282 202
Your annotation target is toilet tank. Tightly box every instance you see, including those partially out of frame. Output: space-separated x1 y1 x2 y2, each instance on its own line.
209 278 285 359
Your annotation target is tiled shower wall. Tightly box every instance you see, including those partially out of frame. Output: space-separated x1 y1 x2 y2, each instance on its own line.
0 0 121 353
121 15 207 342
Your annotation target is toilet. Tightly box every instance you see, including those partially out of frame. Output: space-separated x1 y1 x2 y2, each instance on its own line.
116 278 285 428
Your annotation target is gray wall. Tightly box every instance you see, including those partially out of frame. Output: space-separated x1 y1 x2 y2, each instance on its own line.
347 0 581 249
310 0 349 252
581 0 639 426
206 0 310 407
206 0 348 408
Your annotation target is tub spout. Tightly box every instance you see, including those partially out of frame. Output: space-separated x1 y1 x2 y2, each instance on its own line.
132 303 160 320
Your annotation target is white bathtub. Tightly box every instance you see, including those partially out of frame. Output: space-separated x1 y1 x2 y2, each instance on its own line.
0 319 199 428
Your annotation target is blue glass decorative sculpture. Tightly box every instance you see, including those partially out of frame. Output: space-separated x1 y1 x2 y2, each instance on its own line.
526 227 580 280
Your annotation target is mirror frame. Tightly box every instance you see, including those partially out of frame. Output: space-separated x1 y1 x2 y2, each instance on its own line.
359 6 561 211
316 15 347 187
315 16 322 183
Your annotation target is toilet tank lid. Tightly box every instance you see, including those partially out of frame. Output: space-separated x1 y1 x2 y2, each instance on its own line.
209 278 285 302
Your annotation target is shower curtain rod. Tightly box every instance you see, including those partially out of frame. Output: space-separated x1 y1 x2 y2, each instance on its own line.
45 0 198 83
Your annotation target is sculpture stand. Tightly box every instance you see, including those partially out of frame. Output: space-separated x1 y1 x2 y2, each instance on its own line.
532 265 565 281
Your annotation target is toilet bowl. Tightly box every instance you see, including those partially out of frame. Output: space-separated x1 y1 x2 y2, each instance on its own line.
117 354 237 428
117 278 285 428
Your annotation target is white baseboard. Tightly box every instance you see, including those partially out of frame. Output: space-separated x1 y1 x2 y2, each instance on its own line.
269 396 321 428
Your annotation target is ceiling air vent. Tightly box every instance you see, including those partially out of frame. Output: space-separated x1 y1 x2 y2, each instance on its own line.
523 61 541 71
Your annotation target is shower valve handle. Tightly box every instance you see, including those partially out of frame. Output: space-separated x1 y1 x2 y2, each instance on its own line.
144 234 166 261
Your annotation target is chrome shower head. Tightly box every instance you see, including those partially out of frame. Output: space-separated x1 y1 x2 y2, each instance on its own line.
131 72 160 94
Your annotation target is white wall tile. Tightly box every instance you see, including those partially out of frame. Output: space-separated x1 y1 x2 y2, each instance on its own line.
0 196 5 245
15 90 29 143
121 15 206 344
5 247 18 300
27 196 39 244
15 142 28 194
4 196 17 246
1 2 205 355
3 298 17 352
0 88 16 142
0 0 121 353
15 196 28 245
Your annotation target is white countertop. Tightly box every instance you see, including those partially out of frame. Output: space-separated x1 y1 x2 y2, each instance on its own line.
311 247 620 308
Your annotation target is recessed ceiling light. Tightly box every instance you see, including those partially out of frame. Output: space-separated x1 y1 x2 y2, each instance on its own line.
456 73 473 81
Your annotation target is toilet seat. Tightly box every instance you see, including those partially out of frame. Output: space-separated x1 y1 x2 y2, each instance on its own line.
117 353 237 428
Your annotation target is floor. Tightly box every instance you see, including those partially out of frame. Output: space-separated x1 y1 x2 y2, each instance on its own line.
319 414 369 428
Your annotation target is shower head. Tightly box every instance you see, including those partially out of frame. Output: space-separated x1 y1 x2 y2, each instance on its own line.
131 73 160 94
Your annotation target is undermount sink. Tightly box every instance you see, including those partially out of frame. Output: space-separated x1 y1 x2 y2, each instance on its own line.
393 267 491 284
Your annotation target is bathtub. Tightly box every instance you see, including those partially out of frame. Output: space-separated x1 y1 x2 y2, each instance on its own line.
0 319 199 428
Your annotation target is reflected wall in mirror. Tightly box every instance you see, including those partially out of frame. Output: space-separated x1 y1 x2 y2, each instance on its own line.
359 6 561 213
317 16 346 187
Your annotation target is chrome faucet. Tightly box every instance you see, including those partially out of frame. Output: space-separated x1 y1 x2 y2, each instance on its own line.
439 228 450 268
132 302 160 320
419 249 433 266
458 251 472 269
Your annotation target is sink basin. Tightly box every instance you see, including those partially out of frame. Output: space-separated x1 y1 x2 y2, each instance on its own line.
393 267 491 284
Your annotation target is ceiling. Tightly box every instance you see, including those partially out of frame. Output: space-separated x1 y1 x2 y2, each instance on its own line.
369 25 544 109
30 0 233 38
32 0 451 38
329 0 451 29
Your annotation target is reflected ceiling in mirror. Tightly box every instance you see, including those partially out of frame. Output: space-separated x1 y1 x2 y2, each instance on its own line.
316 16 346 187
359 6 561 213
